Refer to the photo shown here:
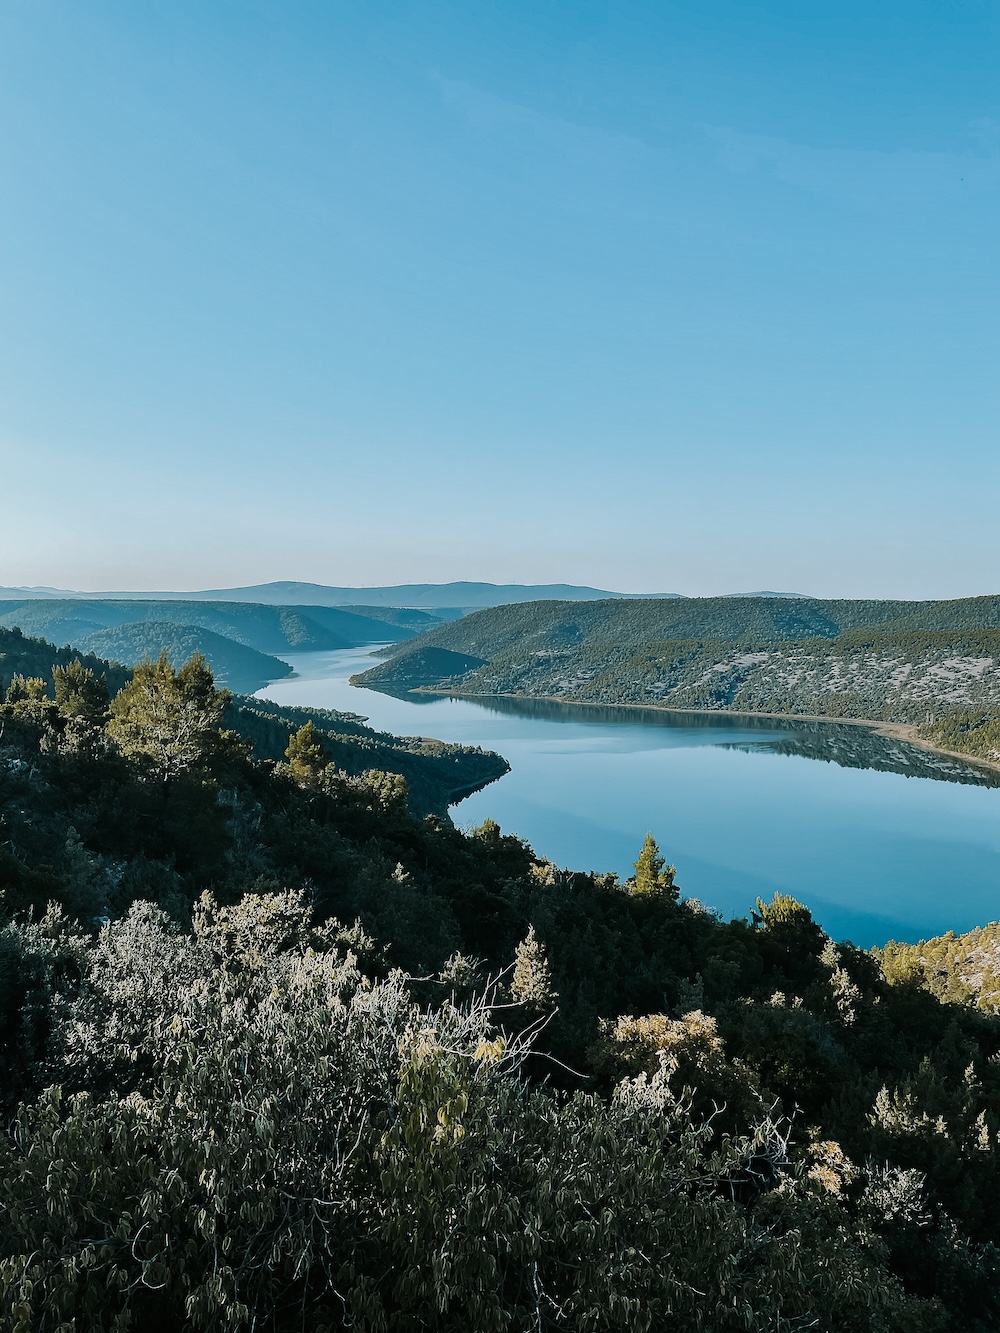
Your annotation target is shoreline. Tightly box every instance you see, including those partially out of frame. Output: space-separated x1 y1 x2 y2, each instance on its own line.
867 719 1000 777
412 686 1000 780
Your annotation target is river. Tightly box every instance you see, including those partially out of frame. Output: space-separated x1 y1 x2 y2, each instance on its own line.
257 646 1000 948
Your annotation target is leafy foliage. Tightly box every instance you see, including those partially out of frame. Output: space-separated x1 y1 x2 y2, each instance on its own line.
107 651 238 780
0 893 950 1332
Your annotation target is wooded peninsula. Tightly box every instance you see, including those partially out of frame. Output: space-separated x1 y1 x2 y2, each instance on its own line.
353 595 1000 769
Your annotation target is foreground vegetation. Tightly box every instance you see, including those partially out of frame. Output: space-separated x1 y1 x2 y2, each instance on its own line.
4 641 1000 1327
0 626 506 819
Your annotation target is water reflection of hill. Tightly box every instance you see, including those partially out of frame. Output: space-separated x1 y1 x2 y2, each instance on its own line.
433 692 802 732
359 685 1000 787
359 685 448 706
738 724 1000 788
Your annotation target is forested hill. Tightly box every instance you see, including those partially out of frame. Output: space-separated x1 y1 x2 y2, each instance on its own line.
0 597 416 655
353 597 1000 751
78 622 293 693
360 594 1000 661
6 633 1000 1325
227 695 509 816
0 597 426 695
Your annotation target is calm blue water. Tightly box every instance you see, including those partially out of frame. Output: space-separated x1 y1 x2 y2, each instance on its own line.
257 648 1000 948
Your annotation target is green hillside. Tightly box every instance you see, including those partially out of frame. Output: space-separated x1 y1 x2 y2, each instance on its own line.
921 711 1000 765
362 594 1000 663
229 695 508 815
367 629 1000 723
78 622 293 693
334 604 444 630
357 645 488 688
0 598 415 656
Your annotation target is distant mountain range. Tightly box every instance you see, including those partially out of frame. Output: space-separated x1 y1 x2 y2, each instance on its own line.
0 581 816 609
163 581 669 608
722 591 810 599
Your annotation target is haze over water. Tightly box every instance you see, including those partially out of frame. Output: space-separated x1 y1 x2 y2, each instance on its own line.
258 648 1000 949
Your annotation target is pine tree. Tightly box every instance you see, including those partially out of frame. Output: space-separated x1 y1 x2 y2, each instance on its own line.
631 832 678 900
4 674 47 705
53 660 109 725
3 674 52 724
107 651 232 779
359 769 407 814
511 925 557 1013
473 817 502 846
754 892 825 958
284 721 329 782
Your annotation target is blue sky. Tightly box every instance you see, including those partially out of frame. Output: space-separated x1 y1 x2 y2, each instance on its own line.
1 0 997 596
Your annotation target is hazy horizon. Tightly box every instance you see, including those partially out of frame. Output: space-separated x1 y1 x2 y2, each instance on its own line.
2 577 999 604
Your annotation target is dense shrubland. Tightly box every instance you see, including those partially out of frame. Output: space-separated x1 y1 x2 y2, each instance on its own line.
361 631 1000 723
4 646 1000 1328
